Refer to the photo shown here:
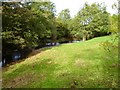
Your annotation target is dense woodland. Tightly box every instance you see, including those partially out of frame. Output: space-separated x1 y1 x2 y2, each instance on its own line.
2 1 118 64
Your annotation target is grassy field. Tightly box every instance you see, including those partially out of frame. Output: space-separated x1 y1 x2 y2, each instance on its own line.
2 35 118 88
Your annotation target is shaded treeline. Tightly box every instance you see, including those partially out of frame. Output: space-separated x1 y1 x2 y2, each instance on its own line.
2 1 118 65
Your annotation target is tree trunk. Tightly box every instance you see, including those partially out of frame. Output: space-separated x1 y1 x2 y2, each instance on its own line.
82 36 86 41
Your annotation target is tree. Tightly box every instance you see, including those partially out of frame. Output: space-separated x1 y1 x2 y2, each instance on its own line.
29 2 57 44
56 9 72 42
2 1 57 64
2 1 57 49
70 3 110 41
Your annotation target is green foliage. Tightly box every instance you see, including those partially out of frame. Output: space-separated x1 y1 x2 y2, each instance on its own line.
2 2 57 49
100 34 118 61
57 9 71 22
109 14 118 34
2 2 118 65
2 2 117 49
70 3 111 41
2 1 118 88
56 9 72 42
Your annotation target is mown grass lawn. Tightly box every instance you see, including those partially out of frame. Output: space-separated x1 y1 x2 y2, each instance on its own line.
2 35 118 88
